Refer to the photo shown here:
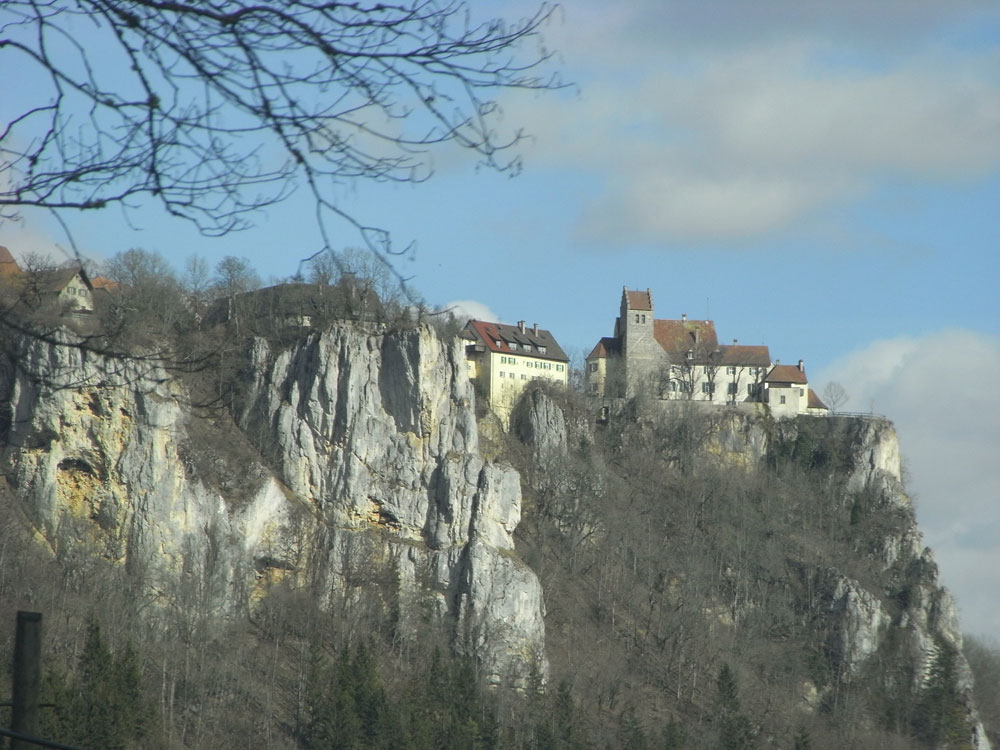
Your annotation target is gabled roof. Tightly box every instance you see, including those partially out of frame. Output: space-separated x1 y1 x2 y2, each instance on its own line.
624 289 652 311
653 319 718 355
587 336 621 360
808 390 828 410
36 266 92 294
0 246 17 265
715 344 771 367
463 320 569 362
764 364 808 385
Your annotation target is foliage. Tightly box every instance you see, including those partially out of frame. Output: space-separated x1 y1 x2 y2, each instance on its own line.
305 643 499 750
41 621 160 750
964 635 1000 746
912 638 974 749
1 0 559 245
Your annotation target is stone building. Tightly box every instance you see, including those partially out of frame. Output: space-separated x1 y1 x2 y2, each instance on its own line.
586 287 771 405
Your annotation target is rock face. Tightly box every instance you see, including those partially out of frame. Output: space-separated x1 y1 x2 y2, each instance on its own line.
0 324 546 686
518 395 991 749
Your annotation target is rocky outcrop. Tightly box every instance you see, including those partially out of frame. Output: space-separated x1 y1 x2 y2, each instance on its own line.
518 392 991 748
0 324 546 686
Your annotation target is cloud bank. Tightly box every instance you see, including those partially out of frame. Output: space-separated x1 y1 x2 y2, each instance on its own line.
512 2 1000 245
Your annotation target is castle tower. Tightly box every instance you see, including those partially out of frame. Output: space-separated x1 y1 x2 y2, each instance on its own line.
617 287 662 396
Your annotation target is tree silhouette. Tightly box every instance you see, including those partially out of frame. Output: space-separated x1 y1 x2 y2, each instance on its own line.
1 1 559 255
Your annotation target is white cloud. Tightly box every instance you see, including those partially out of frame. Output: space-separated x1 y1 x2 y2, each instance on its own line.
817 330 1000 637
442 299 500 324
509 3 1000 245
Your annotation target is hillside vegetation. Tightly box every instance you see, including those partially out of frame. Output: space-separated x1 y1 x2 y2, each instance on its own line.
0 295 995 750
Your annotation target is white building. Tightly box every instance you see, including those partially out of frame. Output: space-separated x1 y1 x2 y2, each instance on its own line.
585 287 771 405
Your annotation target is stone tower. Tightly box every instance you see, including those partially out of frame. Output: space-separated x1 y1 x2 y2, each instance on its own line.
616 287 663 397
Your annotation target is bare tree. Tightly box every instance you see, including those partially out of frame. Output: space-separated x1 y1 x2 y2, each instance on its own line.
1 1 560 258
822 382 849 413
212 256 261 298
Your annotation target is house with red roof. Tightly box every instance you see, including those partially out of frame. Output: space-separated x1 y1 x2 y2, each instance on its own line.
461 319 569 424
760 361 828 417
586 287 771 405
0 247 96 316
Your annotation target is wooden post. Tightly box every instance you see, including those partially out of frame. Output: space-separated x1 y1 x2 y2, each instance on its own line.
11 611 42 750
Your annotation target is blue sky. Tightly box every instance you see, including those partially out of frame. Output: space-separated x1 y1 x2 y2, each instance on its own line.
2 1 999 638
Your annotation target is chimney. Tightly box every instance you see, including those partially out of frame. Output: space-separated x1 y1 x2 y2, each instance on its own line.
518 320 525 334
533 322 538 336
798 359 804 372
681 313 687 322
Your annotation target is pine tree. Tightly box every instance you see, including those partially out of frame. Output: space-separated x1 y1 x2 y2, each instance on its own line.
714 664 755 750
913 639 974 750
661 716 687 749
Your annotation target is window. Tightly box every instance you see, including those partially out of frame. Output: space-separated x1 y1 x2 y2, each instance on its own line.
728 382 738 395
495 340 502 348
641 314 646 323
669 381 678 392
702 382 715 394
588 362 598 373
556 364 564 372
509 342 517 351
780 395 786 404
521 374 527 380
726 366 736 375
499 371 505 378
747 383 757 396
539 346 547 354
635 314 640 323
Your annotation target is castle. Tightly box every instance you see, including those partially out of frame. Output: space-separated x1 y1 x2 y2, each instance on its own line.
584 287 827 417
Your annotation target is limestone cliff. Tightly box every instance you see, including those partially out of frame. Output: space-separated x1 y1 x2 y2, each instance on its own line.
514 390 991 749
0 324 546 685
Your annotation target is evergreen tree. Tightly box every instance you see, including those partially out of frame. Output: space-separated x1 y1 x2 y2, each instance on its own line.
714 664 755 750
913 639 974 750
43 621 158 750
661 716 687 749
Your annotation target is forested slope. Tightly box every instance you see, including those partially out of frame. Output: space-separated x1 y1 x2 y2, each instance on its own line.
0 318 995 749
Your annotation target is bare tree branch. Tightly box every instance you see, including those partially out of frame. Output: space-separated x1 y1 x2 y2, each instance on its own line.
1 0 561 239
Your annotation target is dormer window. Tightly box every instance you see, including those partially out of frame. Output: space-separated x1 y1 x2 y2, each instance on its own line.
495 340 502 348
509 342 518 351
538 346 547 354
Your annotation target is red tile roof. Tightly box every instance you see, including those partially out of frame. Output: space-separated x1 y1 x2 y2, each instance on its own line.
89 276 119 291
808 389 828 410
764 364 808 384
653 319 718 354
587 336 621 360
625 289 652 311
462 320 569 362
715 344 771 367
